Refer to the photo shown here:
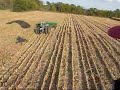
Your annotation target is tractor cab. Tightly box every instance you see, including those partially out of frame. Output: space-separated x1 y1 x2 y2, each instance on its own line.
37 22 47 28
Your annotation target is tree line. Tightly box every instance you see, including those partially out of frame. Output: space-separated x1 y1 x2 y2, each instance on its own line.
0 0 120 18
44 2 120 18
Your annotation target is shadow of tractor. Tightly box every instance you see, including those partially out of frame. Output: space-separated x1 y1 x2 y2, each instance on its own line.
7 20 31 29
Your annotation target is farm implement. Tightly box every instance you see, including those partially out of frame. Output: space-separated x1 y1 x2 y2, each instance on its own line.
34 22 57 34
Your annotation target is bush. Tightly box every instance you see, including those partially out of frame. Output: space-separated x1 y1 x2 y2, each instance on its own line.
0 0 12 9
13 0 40 12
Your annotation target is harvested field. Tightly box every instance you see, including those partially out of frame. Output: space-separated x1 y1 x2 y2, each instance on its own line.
0 11 120 90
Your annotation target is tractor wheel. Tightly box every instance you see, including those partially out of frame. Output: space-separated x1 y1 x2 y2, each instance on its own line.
34 28 39 34
45 27 50 34
53 25 57 29
44 27 48 34
34 29 37 34
48 26 51 34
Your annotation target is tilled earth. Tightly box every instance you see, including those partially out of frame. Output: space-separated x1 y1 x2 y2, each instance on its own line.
0 14 120 90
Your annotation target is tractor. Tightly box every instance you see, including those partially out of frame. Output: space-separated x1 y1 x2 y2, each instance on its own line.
34 22 57 34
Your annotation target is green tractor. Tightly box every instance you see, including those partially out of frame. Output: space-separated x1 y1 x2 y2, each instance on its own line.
34 22 57 34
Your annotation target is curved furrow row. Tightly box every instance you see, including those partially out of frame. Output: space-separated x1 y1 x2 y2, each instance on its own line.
73 16 105 90
85 16 120 27
1 14 120 90
68 17 83 90
90 33 120 79
92 34 120 77
79 17 120 71
78 16 120 77
24 18 68 89
73 16 97 90
0 35 38 75
16 25 62 89
40 19 67 90
0 17 65 89
48 27 65 90
84 16 112 27
80 16 110 34
81 16 120 43
83 16 120 43
72 17 90 90
74 15 118 89
2 34 49 88
64 17 73 90
83 16 110 29
98 34 120 57
74 21 104 90
78 16 120 69
78 16 120 47
48 18 70 90
93 34 120 70
71 17 87 90
83 33 107 90
88 35 113 90
12 31 57 89
0 35 41 83
57 18 72 90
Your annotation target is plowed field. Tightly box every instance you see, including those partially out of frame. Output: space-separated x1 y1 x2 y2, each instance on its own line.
0 11 120 90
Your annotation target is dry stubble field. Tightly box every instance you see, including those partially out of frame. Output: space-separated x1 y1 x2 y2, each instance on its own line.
0 10 120 90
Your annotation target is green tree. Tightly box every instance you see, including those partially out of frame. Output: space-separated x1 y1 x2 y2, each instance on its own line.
0 0 13 9
13 0 40 11
50 4 56 11
113 9 120 18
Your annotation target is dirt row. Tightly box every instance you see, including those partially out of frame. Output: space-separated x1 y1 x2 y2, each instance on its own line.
0 15 120 90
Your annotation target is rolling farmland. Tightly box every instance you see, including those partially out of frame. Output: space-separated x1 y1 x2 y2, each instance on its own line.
0 12 120 90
